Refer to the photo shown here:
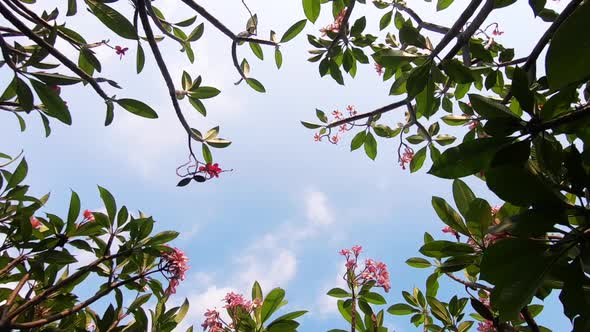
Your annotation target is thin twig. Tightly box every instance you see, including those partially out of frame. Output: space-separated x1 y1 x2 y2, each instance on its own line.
0 2 110 101
144 0 185 44
442 0 495 61
137 0 201 142
327 99 408 128
429 0 484 60
10 270 159 329
501 0 584 104
445 272 493 291
0 254 25 277
392 3 450 34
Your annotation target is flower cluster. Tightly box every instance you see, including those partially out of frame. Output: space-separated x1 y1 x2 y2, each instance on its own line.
340 245 391 292
201 309 223 332
320 9 347 36
223 292 260 312
399 147 414 170
313 105 358 144
199 163 223 178
477 320 496 332
160 247 189 295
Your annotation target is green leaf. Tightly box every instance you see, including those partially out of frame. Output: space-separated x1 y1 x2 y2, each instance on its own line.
30 80 71 125
250 42 264 60
452 179 476 217
432 196 469 236
437 0 454 11
136 43 145 74
350 131 367 151
441 59 474 83
406 257 431 268
128 294 151 313
480 239 550 320
67 0 77 16
406 63 431 97
146 231 179 246
270 310 307 322
175 299 190 323
86 0 138 40
486 163 564 207
465 198 493 239
202 144 213 164
189 97 206 116
327 288 351 298
6 157 27 189
31 72 82 85
275 48 283 69
261 288 286 323
364 132 377 160
67 190 81 225
300 121 322 129
419 241 474 259
16 76 34 111
207 138 232 149
428 137 513 178
189 87 220 99
546 1 590 89
361 292 386 305
387 303 418 315
105 100 114 126
252 281 263 300
302 0 321 23
98 186 116 222
246 78 266 93
410 146 426 173
511 66 534 113
379 11 393 30
188 23 205 42
38 250 77 265
281 20 307 43
468 94 520 120
116 99 158 119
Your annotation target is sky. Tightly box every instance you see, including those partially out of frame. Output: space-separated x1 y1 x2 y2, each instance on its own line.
0 0 572 331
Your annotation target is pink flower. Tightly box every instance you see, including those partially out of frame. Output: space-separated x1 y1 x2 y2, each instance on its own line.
331 135 340 144
320 9 347 36
345 258 357 269
202 309 223 332
30 216 41 229
442 226 459 237
339 248 351 256
199 163 223 178
223 292 253 311
468 120 480 130
83 209 95 222
363 258 391 292
314 133 322 142
339 124 348 133
477 320 496 332
346 105 357 116
332 110 343 120
399 147 414 170
115 45 128 59
252 298 263 308
375 63 384 76
351 245 362 256
161 247 189 295
492 26 503 36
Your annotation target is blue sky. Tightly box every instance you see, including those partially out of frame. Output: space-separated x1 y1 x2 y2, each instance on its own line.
0 0 571 330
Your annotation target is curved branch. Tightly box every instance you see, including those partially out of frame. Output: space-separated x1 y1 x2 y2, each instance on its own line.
180 0 236 40
429 0 484 59
392 3 450 34
0 2 110 101
327 99 408 129
501 0 584 104
442 0 495 61
137 0 201 142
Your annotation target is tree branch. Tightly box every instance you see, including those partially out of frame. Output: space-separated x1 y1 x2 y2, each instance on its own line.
144 0 185 44
501 0 584 103
7 251 132 320
392 3 450 34
521 306 540 332
137 0 201 142
180 0 237 40
0 254 25 277
10 270 159 329
0 2 110 101
442 0 495 61
445 272 492 291
429 0 483 59
533 103 590 133
327 99 408 128
328 1 357 52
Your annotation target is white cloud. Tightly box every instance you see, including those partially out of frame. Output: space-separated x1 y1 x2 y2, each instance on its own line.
305 190 334 226
236 248 297 290
314 264 347 317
